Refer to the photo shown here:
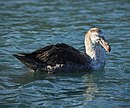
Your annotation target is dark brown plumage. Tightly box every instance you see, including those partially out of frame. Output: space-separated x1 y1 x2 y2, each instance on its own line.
13 43 88 72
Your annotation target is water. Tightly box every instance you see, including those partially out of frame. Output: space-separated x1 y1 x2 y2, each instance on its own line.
0 0 130 107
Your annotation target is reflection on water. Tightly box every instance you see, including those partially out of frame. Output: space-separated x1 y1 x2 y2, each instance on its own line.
9 71 101 107
0 0 130 107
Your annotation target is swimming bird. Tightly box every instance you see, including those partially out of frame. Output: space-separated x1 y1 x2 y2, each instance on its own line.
13 28 111 73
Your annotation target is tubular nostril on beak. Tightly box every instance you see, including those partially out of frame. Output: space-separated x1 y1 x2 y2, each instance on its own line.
96 38 100 43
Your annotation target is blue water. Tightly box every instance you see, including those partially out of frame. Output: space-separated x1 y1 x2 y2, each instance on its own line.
0 0 130 108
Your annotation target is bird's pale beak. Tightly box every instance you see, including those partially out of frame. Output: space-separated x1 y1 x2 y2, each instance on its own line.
98 38 111 52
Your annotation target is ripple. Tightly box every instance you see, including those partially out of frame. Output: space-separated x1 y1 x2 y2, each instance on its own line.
0 0 130 107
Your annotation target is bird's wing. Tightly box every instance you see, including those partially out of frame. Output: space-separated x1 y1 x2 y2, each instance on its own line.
30 43 86 66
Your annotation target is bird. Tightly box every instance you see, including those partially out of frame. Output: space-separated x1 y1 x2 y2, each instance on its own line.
13 28 111 73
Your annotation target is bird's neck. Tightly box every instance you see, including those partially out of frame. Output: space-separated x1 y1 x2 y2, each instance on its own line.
85 39 106 70
85 37 97 59
85 44 98 59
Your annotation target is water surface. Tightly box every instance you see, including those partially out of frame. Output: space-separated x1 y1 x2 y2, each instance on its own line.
0 0 130 108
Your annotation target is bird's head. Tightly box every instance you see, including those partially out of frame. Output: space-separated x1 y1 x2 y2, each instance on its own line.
85 28 111 52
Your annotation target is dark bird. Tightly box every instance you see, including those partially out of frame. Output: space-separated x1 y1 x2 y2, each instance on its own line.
13 28 111 73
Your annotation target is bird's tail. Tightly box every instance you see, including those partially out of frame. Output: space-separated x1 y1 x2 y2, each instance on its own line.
13 53 28 61
13 53 37 71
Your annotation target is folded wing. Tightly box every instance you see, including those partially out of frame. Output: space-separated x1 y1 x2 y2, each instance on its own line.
30 43 86 66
